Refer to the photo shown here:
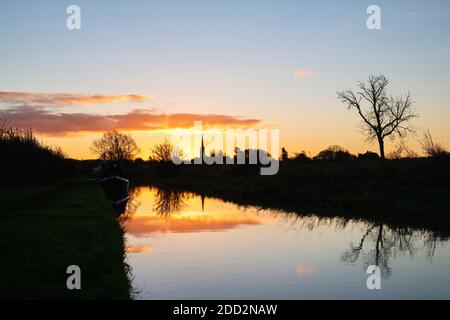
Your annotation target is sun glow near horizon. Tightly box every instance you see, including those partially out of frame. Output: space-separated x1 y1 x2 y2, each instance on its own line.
39 124 433 161
41 125 281 160
2 1 450 160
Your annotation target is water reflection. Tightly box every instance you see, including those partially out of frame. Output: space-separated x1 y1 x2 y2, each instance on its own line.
340 223 445 278
121 187 266 235
126 245 154 254
120 186 450 299
153 188 186 216
118 187 142 222
296 265 318 277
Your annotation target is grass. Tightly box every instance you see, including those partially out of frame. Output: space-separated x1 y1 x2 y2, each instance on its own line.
0 180 130 299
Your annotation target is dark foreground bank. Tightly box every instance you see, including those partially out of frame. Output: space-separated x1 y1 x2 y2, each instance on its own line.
0 180 130 299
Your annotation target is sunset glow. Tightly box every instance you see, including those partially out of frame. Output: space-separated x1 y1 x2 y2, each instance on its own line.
121 187 280 236
3 0 450 302
1 1 449 159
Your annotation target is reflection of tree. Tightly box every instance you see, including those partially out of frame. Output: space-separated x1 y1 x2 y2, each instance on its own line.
362 224 393 278
153 188 186 217
224 206 446 276
423 232 447 260
118 187 143 223
340 223 443 278
119 186 190 221
268 211 447 279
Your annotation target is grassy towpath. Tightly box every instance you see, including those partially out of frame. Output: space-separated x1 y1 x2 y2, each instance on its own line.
0 180 130 299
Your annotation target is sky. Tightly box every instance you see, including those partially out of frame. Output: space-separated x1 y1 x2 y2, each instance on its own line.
1 0 449 159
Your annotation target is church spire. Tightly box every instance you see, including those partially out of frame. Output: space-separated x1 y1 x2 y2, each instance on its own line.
201 134 205 161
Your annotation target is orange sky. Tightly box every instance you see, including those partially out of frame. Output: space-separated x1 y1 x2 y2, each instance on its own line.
39 125 434 160
2 2 450 160
2 90 440 160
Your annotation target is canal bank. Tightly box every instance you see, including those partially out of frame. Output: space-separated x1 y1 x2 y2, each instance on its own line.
0 180 131 299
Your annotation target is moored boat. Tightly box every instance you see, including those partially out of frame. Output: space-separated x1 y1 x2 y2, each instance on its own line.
94 161 130 214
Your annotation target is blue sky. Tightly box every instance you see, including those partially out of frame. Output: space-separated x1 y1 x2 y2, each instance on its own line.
1 0 449 158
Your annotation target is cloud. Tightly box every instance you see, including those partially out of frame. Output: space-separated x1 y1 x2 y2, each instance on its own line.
292 69 316 79
0 105 261 135
0 91 151 106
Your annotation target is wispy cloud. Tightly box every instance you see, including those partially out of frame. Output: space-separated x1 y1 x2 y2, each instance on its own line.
0 91 151 106
0 106 261 135
292 69 316 79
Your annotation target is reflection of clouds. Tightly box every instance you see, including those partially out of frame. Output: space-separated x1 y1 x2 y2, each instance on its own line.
126 245 154 254
122 187 449 280
122 213 264 236
296 265 318 277
120 186 275 236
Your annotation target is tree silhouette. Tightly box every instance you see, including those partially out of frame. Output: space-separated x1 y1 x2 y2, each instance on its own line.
337 75 417 159
421 129 448 157
91 130 139 161
149 138 179 163
280 147 289 161
313 145 353 161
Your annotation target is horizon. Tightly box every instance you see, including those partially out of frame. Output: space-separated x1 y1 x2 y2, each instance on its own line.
2 0 450 303
1 0 450 159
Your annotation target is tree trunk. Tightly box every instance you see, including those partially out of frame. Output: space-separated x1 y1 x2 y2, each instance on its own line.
378 137 385 160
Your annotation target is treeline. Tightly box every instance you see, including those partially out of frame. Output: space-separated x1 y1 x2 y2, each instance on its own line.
280 134 449 163
281 146 380 162
2 123 448 186
0 122 75 186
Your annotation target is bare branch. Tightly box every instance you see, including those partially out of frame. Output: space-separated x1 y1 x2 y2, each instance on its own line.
90 130 140 161
337 75 418 159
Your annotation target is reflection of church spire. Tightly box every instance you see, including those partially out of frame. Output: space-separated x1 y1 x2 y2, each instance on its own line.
201 194 205 212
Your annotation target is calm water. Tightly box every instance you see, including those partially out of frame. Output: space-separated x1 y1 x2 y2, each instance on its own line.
120 186 450 299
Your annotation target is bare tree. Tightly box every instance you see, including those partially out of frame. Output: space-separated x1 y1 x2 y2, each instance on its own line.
338 75 417 159
91 130 139 161
387 140 418 159
149 138 177 163
421 129 448 157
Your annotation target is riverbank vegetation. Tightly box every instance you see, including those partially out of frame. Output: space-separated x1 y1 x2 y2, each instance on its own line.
0 122 76 186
